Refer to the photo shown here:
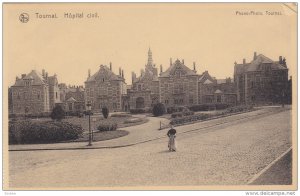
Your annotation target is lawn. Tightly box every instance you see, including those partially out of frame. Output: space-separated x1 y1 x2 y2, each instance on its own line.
70 130 129 143
63 114 148 132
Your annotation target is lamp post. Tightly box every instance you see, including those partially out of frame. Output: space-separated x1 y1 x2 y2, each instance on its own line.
86 101 92 146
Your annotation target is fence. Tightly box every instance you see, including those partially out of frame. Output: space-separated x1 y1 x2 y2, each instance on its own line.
159 121 171 130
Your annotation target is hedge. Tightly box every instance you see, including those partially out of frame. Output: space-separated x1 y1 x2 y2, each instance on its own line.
97 122 118 131
188 103 229 112
9 120 83 144
111 113 132 118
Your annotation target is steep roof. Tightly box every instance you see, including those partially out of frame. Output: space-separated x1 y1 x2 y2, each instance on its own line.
66 97 77 102
13 70 46 86
199 71 215 83
203 79 214 84
86 65 124 82
159 59 197 77
236 54 288 74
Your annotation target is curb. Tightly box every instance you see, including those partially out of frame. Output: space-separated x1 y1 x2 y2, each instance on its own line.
9 109 289 152
246 147 292 185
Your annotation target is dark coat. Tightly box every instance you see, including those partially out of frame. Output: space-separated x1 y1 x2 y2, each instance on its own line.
167 128 176 137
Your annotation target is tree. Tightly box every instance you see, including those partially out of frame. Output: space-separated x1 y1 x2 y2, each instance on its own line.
102 106 109 119
50 105 65 121
152 103 166 117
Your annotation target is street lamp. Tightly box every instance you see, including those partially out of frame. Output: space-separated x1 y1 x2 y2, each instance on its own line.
86 101 92 146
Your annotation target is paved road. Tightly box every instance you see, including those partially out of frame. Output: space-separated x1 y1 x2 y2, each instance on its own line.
8 109 291 188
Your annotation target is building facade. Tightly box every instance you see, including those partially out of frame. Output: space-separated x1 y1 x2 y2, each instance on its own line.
59 84 85 113
198 71 236 106
128 48 159 111
9 51 290 115
10 70 51 115
159 59 199 108
84 64 127 112
234 52 289 105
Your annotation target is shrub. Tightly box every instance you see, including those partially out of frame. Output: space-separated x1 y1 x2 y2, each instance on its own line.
170 113 211 125
225 105 253 114
9 120 83 144
183 111 194 116
171 112 183 118
97 122 117 131
152 103 166 116
51 105 65 121
102 107 109 119
167 106 190 114
188 104 210 112
111 113 132 118
130 108 146 114
215 103 229 110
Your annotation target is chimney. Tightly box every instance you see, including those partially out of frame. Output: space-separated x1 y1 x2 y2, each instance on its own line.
254 52 257 60
243 59 246 64
132 72 136 83
119 67 121 76
42 69 45 77
182 59 184 64
21 74 26 79
160 64 163 73
282 57 287 66
110 62 112 70
88 69 91 78
170 58 172 66
122 70 124 78
193 62 196 71
279 56 283 64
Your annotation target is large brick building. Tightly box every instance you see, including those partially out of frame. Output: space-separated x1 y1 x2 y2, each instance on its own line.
9 50 290 116
9 70 54 115
234 52 289 105
84 64 127 112
58 84 85 113
128 48 159 111
198 71 236 106
159 58 199 107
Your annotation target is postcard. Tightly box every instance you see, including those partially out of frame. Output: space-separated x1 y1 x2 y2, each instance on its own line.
3 2 297 191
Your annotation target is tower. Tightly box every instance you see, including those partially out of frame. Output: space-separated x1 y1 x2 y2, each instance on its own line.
147 47 153 66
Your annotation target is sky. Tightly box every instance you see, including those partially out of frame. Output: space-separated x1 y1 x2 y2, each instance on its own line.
3 3 297 87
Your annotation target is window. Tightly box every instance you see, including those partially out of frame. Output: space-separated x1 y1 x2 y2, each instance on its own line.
189 98 193 104
138 84 142 91
217 95 221 103
24 92 27 100
165 99 169 104
37 92 40 100
68 103 73 111
56 92 58 99
174 84 184 94
251 81 255 88
113 103 117 109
